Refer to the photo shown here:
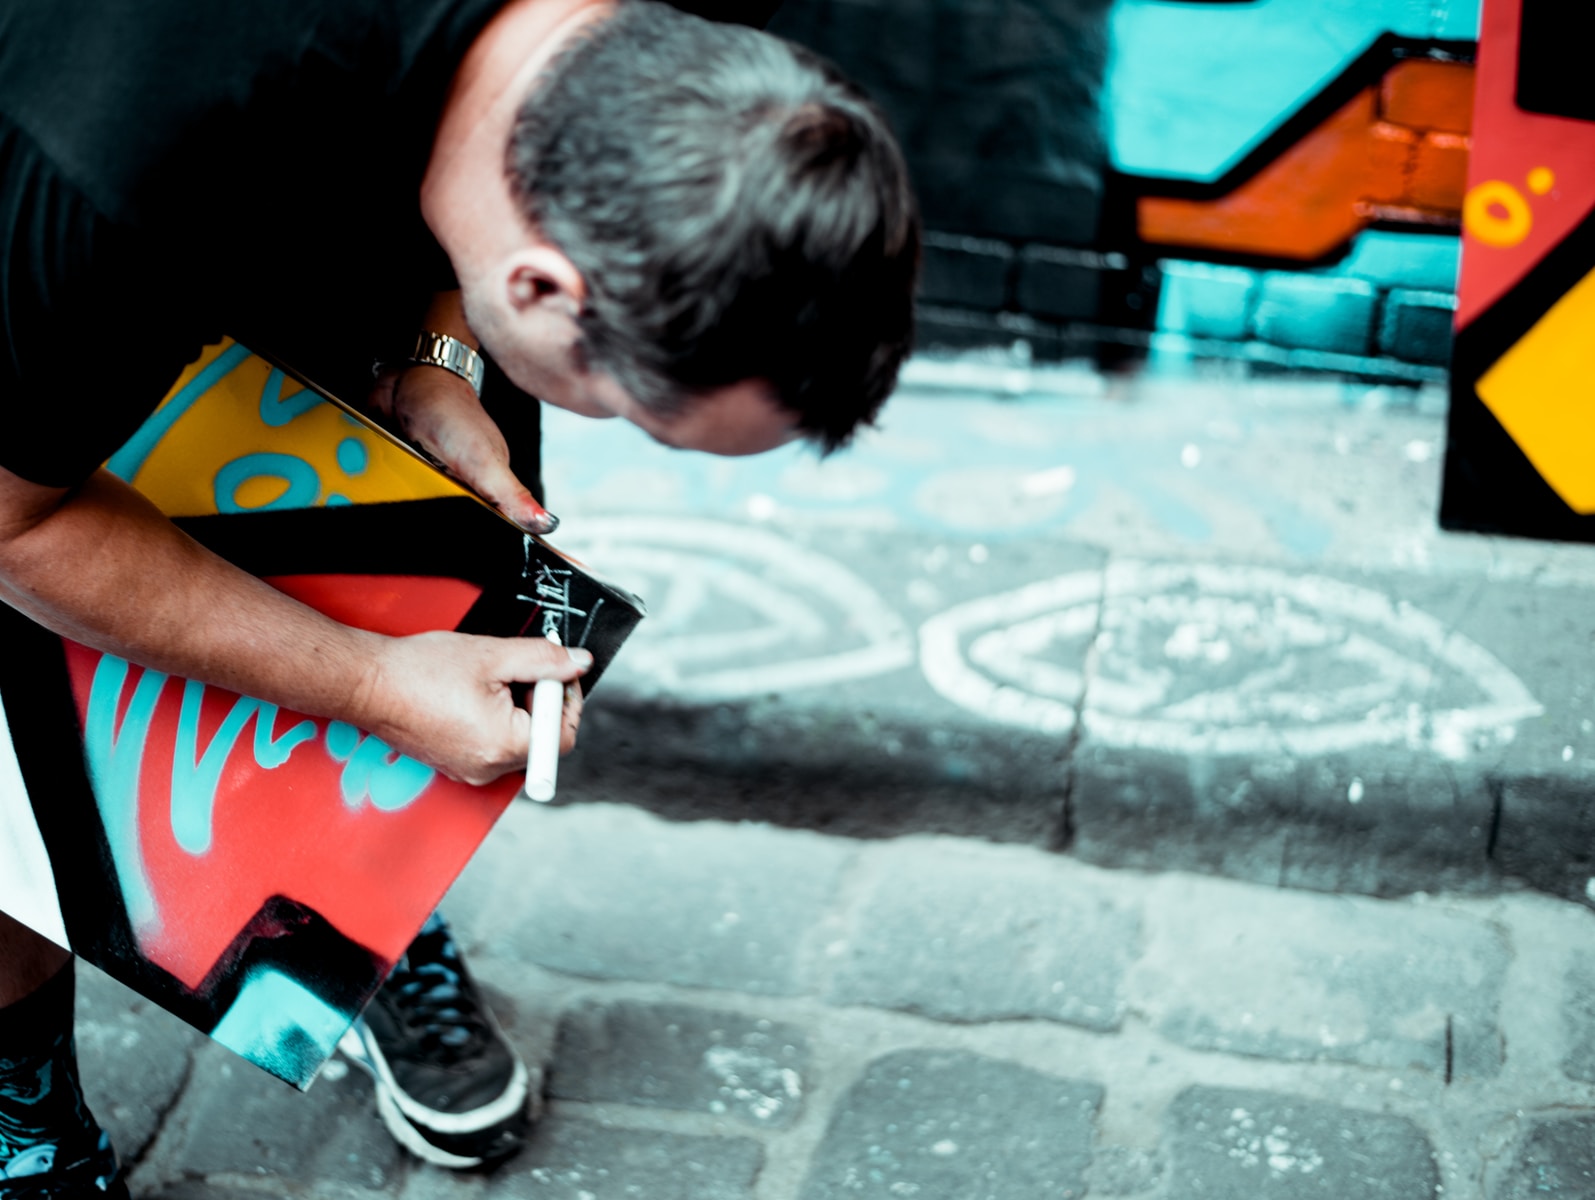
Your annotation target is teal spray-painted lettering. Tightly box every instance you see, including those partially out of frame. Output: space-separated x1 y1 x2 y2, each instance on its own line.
169 683 317 854
257 368 323 428
83 657 174 931
105 343 254 482
83 656 429 936
324 721 434 812
215 452 321 513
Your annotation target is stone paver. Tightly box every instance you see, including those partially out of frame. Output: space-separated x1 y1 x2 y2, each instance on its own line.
497 1117 763 1200
798 1050 1101 1200
75 800 1595 1200
149 1184 283 1199
140 1043 402 1192
1564 960 1595 1085
1490 1115 1595 1199
1164 1086 1440 1199
1072 744 1500 898
551 1001 809 1129
1129 874 1508 1077
453 802 853 996
76 965 205 1162
825 839 1138 1030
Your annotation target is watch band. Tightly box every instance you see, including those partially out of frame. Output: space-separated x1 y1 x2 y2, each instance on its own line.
408 331 486 396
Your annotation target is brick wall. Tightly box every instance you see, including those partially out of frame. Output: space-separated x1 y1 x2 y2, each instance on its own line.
770 0 1479 380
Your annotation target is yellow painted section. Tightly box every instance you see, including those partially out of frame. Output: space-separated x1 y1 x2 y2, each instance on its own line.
130 340 468 518
1477 263 1595 512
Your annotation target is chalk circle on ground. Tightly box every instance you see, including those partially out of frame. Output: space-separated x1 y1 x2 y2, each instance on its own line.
559 516 915 700
920 562 1543 756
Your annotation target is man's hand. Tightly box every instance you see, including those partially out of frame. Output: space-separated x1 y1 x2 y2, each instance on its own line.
373 362 557 536
0 465 583 788
358 630 590 786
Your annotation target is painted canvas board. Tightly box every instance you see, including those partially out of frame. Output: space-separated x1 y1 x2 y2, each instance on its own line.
0 341 643 1088
1440 0 1595 540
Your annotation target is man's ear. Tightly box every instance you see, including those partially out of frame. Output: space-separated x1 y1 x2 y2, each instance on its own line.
504 244 587 315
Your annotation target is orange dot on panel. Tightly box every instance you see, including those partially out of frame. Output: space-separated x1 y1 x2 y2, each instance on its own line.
1464 180 1532 248
1528 167 1555 195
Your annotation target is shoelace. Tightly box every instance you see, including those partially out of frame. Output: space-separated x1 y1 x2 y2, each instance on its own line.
387 945 492 1064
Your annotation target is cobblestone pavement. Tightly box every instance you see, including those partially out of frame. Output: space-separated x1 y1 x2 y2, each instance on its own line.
87 799 1595 1199
71 360 1595 1196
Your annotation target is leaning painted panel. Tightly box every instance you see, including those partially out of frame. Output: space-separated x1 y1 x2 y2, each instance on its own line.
0 341 643 1088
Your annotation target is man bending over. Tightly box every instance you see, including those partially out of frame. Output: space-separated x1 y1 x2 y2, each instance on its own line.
0 0 918 1188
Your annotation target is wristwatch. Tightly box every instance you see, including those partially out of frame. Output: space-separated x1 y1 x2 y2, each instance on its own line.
407 330 486 397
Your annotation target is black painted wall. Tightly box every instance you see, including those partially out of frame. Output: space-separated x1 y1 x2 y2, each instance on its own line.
772 0 1112 244
769 0 1149 360
768 0 1452 375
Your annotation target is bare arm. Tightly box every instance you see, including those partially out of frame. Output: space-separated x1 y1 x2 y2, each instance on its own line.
0 464 586 784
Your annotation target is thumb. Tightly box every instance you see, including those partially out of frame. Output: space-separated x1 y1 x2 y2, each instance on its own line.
500 637 592 684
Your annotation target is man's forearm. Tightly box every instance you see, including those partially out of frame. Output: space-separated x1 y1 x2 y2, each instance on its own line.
0 467 382 723
0 466 588 783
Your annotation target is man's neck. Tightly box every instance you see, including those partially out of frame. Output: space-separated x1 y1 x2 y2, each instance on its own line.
421 0 613 267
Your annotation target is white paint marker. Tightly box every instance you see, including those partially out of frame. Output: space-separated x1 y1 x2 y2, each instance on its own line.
526 629 564 803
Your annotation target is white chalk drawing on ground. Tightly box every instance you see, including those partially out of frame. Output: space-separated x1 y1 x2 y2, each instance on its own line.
559 517 914 699
921 562 1544 757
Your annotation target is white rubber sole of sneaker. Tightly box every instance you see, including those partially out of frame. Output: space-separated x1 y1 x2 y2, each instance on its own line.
371 1083 485 1170
337 1024 531 1137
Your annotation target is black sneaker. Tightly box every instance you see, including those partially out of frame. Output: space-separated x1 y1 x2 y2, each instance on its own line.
338 913 531 1169
0 1130 129 1199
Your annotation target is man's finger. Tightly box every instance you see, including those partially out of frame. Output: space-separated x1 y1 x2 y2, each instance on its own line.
559 682 583 755
467 458 559 535
393 369 559 534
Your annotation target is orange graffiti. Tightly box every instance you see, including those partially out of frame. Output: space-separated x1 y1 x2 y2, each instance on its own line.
1138 59 1475 261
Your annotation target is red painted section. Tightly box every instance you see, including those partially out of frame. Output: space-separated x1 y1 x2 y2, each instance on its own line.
61 575 518 993
1457 0 1595 329
264 574 483 636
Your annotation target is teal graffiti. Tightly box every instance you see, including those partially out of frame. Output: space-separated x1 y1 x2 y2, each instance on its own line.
255 704 318 769
171 680 260 854
258 368 322 428
336 437 369 475
81 656 429 945
215 452 320 513
169 684 316 854
106 343 254 482
209 965 352 1088
83 657 172 931
324 722 434 812
326 720 361 760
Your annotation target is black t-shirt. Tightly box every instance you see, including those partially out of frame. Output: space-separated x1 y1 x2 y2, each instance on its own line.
0 0 779 488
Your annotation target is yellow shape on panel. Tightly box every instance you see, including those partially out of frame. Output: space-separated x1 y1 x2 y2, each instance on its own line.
1477 264 1595 513
125 340 468 519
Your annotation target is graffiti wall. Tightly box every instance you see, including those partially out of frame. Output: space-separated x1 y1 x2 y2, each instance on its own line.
1439 0 1595 541
774 0 1482 377
0 344 643 1088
